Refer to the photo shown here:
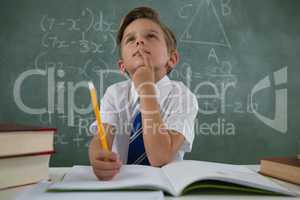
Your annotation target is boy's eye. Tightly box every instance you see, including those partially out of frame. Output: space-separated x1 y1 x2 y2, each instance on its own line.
147 33 157 39
125 36 135 44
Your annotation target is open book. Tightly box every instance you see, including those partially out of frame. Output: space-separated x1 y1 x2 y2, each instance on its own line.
49 160 296 197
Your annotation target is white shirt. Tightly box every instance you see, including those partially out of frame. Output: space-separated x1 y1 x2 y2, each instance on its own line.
90 76 198 163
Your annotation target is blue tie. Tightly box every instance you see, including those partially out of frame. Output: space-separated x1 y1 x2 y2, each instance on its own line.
127 101 150 165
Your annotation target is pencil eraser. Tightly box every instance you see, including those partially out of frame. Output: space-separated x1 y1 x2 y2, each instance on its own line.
88 81 95 90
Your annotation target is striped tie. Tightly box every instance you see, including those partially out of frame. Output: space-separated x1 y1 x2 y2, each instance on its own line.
127 100 150 165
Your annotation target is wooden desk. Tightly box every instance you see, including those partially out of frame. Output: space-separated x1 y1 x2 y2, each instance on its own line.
1 166 299 200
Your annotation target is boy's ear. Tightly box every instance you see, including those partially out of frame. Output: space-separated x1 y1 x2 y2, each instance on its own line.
118 59 126 74
166 49 179 72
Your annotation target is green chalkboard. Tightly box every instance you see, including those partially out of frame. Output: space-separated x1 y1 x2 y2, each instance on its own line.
1 0 300 166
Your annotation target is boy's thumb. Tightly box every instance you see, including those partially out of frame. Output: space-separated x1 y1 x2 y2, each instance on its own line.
108 152 118 161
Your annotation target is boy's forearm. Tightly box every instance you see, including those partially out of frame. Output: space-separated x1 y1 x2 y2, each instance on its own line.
139 86 173 166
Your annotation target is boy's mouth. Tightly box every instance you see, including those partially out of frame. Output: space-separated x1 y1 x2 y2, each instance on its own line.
133 52 142 57
133 49 150 57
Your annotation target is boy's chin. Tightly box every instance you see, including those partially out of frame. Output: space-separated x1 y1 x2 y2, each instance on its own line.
129 63 145 72
132 59 145 68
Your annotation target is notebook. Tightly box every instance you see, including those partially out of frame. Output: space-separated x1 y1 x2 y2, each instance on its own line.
16 181 164 200
48 160 297 196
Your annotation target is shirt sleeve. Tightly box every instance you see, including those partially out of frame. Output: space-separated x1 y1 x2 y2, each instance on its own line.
89 85 119 135
163 89 198 152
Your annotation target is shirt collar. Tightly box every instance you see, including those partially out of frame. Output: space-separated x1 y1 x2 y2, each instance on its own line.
130 75 172 105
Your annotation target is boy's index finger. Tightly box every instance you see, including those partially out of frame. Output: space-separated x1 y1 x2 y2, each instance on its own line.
139 49 152 70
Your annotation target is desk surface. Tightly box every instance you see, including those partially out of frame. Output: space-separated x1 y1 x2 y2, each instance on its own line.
1 166 300 200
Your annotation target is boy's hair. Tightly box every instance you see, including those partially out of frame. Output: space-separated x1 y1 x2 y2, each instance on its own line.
117 6 177 56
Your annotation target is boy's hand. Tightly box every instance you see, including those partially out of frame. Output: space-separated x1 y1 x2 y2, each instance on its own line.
132 49 155 94
89 149 122 181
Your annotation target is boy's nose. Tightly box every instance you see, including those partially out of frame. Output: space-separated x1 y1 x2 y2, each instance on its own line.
136 40 144 46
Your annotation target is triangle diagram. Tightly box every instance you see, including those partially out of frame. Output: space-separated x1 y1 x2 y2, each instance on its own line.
180 0 231 48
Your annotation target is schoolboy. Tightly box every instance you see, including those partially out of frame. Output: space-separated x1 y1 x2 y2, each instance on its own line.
89 6 198 180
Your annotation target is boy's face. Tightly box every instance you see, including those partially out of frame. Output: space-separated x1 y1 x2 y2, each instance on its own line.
118 18 177 79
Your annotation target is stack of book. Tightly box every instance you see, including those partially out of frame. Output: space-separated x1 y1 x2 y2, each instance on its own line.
0 123 56 189
260 157 300 185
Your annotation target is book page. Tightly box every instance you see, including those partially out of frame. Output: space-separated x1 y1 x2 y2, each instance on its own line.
49 165 173 194
162 160 246 195
17 181 165 200
162 160 296 196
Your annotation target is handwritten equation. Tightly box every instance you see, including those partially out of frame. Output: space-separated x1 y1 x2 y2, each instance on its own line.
40 8 117 54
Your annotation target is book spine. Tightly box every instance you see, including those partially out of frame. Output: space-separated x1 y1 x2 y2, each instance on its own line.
0 150 55 159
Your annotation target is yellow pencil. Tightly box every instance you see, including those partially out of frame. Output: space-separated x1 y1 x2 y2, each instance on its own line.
88 81 109 151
